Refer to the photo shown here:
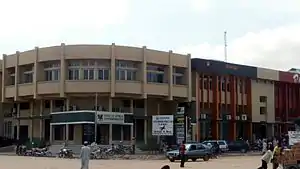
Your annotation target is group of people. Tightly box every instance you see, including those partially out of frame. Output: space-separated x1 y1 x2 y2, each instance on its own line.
258 140 284 169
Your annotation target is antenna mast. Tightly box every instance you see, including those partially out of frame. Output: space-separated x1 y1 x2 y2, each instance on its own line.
224 31 228 62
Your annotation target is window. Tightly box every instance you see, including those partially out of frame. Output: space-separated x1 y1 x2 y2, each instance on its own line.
260 107 266 115
68 60 81 80
173 67 185 85
116 61 137 81
68 69 79 80
147 64 165 83
197 144 206 150
189 145 197 151
45 69 60 81
9 74 15 85
98 69 109 80
23 71 33 83
44 62 60 81
83 68 94 80
260 96 267 102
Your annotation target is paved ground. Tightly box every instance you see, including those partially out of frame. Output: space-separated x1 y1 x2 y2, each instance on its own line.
0 155 269 169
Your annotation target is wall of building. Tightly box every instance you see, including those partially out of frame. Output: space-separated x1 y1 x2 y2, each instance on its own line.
2 44 191 102
251 79 275 123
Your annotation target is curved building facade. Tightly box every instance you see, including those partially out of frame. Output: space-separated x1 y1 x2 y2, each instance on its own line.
2 43 191 145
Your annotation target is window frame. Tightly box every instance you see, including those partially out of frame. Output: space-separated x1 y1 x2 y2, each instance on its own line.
116 61 138 81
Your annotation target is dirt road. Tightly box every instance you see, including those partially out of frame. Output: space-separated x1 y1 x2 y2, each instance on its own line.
0 155 265 169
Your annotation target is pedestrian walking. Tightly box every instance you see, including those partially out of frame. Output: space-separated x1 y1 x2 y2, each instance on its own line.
179 140 186 168
131 137 136 154
80 141 91 169
258 148 273 169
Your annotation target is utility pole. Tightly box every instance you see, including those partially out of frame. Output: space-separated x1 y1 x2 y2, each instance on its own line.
224 31 228 62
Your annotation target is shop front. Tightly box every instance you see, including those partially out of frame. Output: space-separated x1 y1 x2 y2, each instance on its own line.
49 110 133 145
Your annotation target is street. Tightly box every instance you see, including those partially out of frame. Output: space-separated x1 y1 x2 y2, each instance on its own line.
0 155 268 169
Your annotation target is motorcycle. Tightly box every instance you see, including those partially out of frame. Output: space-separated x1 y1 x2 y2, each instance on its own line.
32 147 52 157
58 148 74 158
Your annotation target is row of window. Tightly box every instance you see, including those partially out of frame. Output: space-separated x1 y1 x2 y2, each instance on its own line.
6 61 185 85
199 79 246 93
199 103 247 112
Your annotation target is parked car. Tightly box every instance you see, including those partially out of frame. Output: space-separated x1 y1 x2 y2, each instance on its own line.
165 143 212 162
202 140 229 152
227 140 249 153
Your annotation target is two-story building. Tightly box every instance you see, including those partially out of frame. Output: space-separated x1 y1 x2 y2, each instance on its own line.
1 43 191 145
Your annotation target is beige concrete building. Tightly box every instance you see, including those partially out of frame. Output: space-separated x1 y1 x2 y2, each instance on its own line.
1 43 191 145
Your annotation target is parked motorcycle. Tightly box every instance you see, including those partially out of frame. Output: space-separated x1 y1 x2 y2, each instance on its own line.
16 145 27 156
32 147 52 157
58 148 74 158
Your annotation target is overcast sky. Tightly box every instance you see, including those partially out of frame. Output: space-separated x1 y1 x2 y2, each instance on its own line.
1 0 299 70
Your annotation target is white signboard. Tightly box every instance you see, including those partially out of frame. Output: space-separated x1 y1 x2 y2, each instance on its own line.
97 112 124 124
152 115 174 136
288 131 300 145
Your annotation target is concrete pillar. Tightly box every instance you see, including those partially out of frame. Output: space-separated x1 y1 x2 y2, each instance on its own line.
144 99 148 144
109 97 112 144
49 124 53 144
16 103 20 140
65 124 69 141
130 99 135 137
66 98 70 111
30 101 34 141
60 43 66 97
39 100 43 139
168 50 173 100
121 126 124 141
157 102 160 143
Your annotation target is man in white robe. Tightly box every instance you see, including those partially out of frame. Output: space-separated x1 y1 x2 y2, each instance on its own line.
80 141 91 169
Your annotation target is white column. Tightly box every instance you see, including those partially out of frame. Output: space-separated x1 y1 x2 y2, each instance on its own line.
130 124 134 141
65 98 70 111
39 100 43 139
109 97 113 144
49 124 53 144
16 103 20 140
130 99 135 138
144 99 147 144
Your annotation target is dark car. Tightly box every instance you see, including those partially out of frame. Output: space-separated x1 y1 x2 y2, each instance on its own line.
227 140 249 153
165 143 212 162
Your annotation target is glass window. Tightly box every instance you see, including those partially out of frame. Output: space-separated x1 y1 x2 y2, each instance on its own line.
68 69 79 80
9 74 15 85
45 71 52 81
189 145 197 150
173 75 183 85
98 69 110 80
147 72 164 83
23 72 33 83
54 70 60 80
83 69 94 80
45 70 60 81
